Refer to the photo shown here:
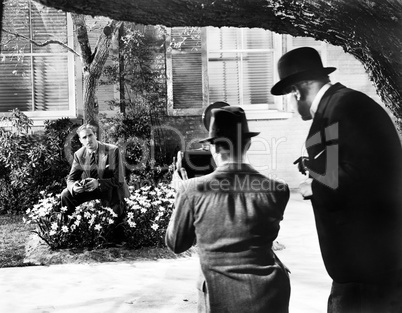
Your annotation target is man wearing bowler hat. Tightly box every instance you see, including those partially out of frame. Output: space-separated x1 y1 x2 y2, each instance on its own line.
272 47 402 312
166 106 291 312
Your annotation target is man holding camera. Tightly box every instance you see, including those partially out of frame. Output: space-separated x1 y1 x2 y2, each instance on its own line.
271 47 402 312
166 106 291 312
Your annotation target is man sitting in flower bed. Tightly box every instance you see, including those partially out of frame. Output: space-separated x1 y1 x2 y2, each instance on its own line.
61 124 129 219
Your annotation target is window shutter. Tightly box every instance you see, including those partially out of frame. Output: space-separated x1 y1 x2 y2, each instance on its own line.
170 27 204 111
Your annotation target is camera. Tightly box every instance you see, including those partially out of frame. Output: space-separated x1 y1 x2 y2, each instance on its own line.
180 150 216 178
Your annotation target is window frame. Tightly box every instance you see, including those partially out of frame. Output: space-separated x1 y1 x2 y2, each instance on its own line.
166 27 292 120
0 11 76 122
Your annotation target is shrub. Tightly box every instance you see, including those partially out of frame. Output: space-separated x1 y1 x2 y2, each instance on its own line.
0 110 79 214
123 183 175 248
100 110 172 187
25 194 119 249
24 183 176 250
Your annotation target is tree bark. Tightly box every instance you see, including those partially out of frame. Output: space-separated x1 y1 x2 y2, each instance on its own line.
71 14 121 127
36 0 402 127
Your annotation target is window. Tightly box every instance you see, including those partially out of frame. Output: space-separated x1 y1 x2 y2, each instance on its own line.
0 0 75 119
166 27 291 119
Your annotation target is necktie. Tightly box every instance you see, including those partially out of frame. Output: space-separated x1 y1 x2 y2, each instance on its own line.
90 152 98 178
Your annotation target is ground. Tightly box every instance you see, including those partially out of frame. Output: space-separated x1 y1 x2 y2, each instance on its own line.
0 192 332 312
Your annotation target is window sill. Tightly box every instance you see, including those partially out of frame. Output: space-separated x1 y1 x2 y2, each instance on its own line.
244 110 294 120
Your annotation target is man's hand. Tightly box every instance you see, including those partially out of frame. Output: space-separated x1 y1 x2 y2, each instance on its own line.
171 151 188 190
83 178 99 192
293 156 310 175
73 181 86 194
299 178 313 200
73 178 99 193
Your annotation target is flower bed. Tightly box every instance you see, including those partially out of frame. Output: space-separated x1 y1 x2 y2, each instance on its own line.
24 183 176 250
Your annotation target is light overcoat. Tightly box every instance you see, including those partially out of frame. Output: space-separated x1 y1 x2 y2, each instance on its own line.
66 141 129 215
166 163 291 313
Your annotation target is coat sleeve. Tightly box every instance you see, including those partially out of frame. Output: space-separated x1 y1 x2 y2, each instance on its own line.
66 152 84 194
165 187 196 254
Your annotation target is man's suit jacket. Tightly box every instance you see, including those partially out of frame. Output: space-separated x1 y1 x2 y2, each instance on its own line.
166 163 290 313
306 83 402 283
66 141 130 215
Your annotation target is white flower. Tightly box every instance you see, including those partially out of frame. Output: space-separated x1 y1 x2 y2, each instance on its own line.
108 218 114 225
94 224 102 231
51 222 58 230
49 230 56 236
128 221 137 228
60 206 68 213
140 208 147 214
151 224 159 231
127 212 134 219
61 226 69 233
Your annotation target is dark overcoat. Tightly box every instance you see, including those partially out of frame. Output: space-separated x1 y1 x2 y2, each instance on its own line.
166 163 291 313
306 83 402 283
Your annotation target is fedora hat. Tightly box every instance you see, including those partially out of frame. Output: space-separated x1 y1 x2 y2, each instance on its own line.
199 106 260 143
202 101 230 131
271 47 336 95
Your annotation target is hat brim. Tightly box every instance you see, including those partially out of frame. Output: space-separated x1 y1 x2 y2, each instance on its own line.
271 67 336 95
199 132 260 144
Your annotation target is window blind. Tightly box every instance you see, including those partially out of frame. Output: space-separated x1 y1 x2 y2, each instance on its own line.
207 27 276 109
0 0 70 113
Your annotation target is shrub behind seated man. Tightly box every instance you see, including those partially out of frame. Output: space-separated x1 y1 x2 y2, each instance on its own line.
61 124 129 228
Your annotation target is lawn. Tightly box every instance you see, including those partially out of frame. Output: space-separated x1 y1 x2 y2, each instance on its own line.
0 215 36 268
0 214 195 267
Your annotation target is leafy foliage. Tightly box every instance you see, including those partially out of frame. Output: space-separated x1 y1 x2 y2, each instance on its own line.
0 110 79 214
100 24 172 186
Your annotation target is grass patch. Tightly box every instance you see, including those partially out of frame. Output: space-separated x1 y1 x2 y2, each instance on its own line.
2 214 196 267
0 215 36 268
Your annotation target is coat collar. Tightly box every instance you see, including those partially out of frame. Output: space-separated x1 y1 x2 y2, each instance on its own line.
308 83 345 138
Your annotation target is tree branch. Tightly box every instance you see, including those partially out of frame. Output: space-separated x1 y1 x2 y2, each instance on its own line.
1 28 80 56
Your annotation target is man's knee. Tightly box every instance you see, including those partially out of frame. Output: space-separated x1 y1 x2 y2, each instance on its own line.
61 188 71 200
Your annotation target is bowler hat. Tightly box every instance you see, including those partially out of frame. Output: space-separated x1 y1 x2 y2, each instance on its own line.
271 47 336 95
202 101 230 131
199 106 260 143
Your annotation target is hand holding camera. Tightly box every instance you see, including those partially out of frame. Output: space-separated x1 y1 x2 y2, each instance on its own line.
73 178 98 193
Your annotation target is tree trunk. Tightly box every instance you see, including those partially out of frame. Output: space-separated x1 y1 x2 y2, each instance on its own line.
37 0 402 128
71 14 121 128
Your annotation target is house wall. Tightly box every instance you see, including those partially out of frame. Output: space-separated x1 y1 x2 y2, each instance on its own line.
158 113 311 189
